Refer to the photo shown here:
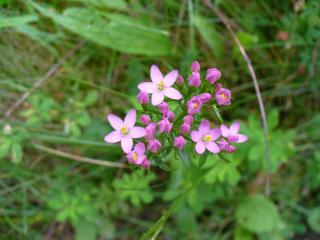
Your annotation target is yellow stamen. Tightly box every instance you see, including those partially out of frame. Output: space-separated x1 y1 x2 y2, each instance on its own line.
158 80 164 90
120 127 129 135
220 93 227 101
202 134 212 142
193 103 199 109
132 152 138 161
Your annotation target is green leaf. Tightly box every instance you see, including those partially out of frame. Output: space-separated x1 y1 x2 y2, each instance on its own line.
236 195 281 233
76 0 127 10
0 139 12 159
308 207 320 233
30 2 173 56
267 109 279 130
75 219 97 240
0 14 38 29
84 90 98 106
234 225 253 240
194 15 224 58
11 142 23 164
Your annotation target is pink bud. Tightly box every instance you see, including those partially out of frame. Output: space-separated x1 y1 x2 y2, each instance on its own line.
163 110 175 122
158 118 172 133
215 88 231 105
198 93 212 103
141 158 151 168
206 68 221 84
147 139 162 153
137 91 149 104
215 83 222 92
174 136 187 150
158 102 169 113
183 115 194 124
145 123 157 140
176 75 184 85
188 72 201 87
180 122 191 134
187 96 202 115
191 61 200 72
140 114 151 125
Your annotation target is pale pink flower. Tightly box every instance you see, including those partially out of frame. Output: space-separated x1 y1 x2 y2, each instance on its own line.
191 61 200 72
187 96 202 115
145 123 157 140
147 139 162 153
138 65 182 106
174 136 187 150
104 109 146 153
215 88 231 105
221 122 248 143
188 72 201 87
191 120 221 154
137 91 149 104
140 114 151 125
126 143 147 165
206 68 221 84
158 118 172 133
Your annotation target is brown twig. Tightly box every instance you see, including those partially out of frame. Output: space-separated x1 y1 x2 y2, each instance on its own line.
1 40 86 121
203 0 271 196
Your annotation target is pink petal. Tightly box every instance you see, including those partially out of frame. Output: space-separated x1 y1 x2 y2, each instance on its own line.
136 155 145 164
229 122 240 135
121 137 133 153
191 130 200 142
104 131 121 143
130 127 146 138
107 114 124 130
134 142 145 155
163 87 182 100
208 128 221 141
138 82 156 93
150 65 163 84
199 120 210 134
228 135 239 142
205 142 220 153
124 109 136 128
236 134 248 143
152 91 165 106
163 70 178 87
195 142 206 154
221 124 229 137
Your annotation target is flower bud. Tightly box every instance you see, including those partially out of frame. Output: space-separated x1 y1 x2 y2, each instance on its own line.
188 72 201 87
158 102 169 113
176 75 184 85
198 93 212 104
174 136 187 150
145 123 157 140
147 139 162 153
140 114 151 125
137 91 149 104
183 115 194 124
141 158 151 168
206 68 221 84
180 122 191 134
163 110 175 122
191 61 200 72
158 118 173 133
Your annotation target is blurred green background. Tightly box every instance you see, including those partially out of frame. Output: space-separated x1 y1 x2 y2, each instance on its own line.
0 0 319 239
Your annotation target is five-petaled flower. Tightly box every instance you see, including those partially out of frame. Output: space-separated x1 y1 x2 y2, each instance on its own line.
126 143 147 165
191 120 221 154
138 65 182 106
104 109 146 153
221 122 248 143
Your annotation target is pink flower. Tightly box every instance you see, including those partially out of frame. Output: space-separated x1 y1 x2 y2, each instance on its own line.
141 158 151 168
206 68 221 84
215 88 231 105
183 115 194 124
199 93 212 104
191 61 200 72
158 102 169 113
188 72 201 87
158 118 172 133
104 109 146 153
218 139 236 153
145 123 157 140
140 114 151 125
191 120 221 154
187 96 202 115
174 136 187 150
137 91 149 104
180 122 191 134
138 65 182 106
147 139 162 153
163 110 175 122
126 143 146 165
221 122 248 143
215 83 222 92
176 75 184 85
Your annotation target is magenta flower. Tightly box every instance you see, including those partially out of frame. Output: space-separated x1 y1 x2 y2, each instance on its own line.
183 115 194 124
206 68 221 84
221 122 248 143
141 158 151 168
163 110 175 122
147 139 162 153
138 65 182 106
176 75 184 85
187 96 202 115
137 91 149 104
174 136 187 150
191 120 221 154
188 72 201 87
145 123 157 140
215 83 222 92
191 61 200 72
158 118 173 133
215 88 231 105
158 102 169 114
218 139 236 153
180 122 191 135
104 109 146 153
199 93 212 103
140 114 151 125
126 143 147 165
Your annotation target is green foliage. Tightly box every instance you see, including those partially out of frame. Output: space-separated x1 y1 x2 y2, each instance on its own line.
0 14 38 28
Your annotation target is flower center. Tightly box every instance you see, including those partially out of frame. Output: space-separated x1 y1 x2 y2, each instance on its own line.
132 152 138 161
193 103 199 109
157 80 165 90
120 127 129 135
220 93 227 101
202 134 212 142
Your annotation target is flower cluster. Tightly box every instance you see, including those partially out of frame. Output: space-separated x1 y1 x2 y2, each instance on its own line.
104 61 247 168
